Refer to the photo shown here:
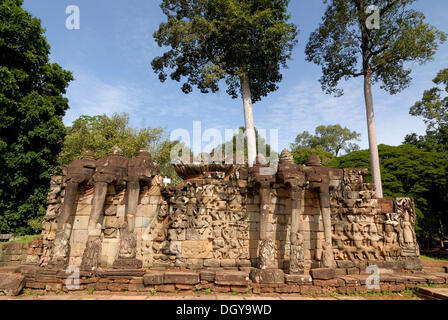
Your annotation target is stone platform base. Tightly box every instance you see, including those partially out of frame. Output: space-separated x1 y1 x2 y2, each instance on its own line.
416 287 448 300
1 265 447 296
250 269 285 284
112 258 143 270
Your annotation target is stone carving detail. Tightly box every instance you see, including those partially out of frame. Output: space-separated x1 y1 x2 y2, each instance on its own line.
118 222 137 259
330 172 419 264
40 150 421 273
290 233 305 274
304 154 335 269
80 237 102 271
395 198 420 256
249 154 276 270
259 239 275 270
81 146 127 269
154 168 250 268
277 149 307 274
113 149 159 269
49 151 96 268
40 176 63 266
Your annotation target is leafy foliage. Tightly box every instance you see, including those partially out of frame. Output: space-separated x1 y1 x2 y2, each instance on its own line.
151 0 298 102
291 124 360 156
332 144 448 246
0 0 73 234
291 147 336 167
305 0 446 96
212 126 276 160
405 68 448 154
59 113 180 183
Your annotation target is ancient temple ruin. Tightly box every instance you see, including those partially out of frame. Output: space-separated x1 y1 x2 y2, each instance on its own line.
39 146 421 280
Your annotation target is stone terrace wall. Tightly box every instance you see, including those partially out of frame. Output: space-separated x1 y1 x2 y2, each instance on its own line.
40 157 420 273
40 176 164 268
0 238 42 267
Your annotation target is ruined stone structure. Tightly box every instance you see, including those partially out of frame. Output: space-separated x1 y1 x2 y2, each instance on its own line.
39 147 421 279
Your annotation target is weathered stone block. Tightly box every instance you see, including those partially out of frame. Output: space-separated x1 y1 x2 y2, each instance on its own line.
404 257 422 271
112 258 143 269
100 239 119 267
285 274 312 284
167 229 186 241
143 272 164 285
164 272 199 285
204 259 220 267
72 230 88 243
117 205 126 217
220 259 237 267
250 269 284 284
215 271 249 286
186 228 212 241
336 261 355 268
181 240 213 259
186 259 203 270
104 216 124 229
77 204 92 216
200 270 215 282
72 216 89 230
0 273 25 296
310 268 336 280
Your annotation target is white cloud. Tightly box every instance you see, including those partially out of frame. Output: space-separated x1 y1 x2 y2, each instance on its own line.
255 78 428 151
64 71 143 126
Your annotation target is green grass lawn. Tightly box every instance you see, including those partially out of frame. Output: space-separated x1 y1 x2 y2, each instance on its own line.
420 255 448 261
0 235 40 251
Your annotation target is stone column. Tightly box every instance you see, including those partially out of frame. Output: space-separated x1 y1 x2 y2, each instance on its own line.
81 181 107 271
319 185 336 269
305 154 336 270
50 181 79 268
88 181 108 232
57 182 79 231
289 184 305 274
113 179 142 269
125 180 140 233
249 154 284 284
81 145 128 271
49 151 96 269
258 181 275 270
276 149 307 274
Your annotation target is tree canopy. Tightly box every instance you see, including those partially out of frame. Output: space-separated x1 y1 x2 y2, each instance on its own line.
211 126 277 163
332 144 448 247
291 147 336 167
59 113 180 183
291 124 360 156
305 0 446 198
405 68 448 154
0 0 73 234
305 0 446 96
151 0 298 102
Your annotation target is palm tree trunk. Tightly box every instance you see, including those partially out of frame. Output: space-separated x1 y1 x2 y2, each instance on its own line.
364 69 383 198
240 72 257 167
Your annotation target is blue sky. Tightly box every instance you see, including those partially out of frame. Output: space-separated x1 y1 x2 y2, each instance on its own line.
23 0 448 154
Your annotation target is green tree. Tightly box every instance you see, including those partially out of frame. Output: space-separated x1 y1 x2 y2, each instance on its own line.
212 126 277 164
0 0 73 234
291 147 336 167
291 124 361 156
151 0 297 167
59 113 179 182
405 68 448 154
333 144 448 248
305 0 446 198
